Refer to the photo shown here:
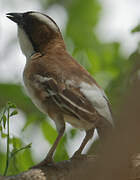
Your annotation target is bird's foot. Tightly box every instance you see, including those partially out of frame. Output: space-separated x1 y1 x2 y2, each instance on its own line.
72 152 87 160
30 157 54 169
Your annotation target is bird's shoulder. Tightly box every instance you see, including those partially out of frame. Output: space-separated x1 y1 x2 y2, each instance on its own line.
25 50 99 88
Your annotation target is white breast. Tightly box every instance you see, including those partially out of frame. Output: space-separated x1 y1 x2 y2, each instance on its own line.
18 27 35 59
23 73 48 115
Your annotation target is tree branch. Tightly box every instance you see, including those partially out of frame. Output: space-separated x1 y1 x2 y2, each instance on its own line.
0 156 96 180
0 154 140 180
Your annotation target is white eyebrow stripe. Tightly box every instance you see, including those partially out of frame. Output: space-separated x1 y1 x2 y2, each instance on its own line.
30 13 58 31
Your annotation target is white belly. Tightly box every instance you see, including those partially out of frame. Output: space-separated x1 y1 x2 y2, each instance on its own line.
64 114 95 130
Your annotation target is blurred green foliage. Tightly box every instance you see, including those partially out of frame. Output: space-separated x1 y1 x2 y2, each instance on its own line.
0 102 33 175
0 0 138 175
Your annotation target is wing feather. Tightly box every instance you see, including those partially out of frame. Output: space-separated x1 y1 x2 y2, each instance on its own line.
34 74 98 123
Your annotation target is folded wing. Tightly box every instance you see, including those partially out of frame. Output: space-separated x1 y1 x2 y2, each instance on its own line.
34 74 113 125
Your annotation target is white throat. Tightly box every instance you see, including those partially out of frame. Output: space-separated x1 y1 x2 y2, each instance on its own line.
18 27 35 59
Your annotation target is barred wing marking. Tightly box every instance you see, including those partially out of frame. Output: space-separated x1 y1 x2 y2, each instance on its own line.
34 75 95 121
34 75 112 124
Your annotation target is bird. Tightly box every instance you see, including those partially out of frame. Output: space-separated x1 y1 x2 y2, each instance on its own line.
6 11 113 167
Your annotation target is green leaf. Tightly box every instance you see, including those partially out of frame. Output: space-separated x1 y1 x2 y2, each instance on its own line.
69 129 77 139
7 102 16 109
0 152 6 174
13 148 34 172
9 137 14 144
2 114 7 128
131 24 140 33
10 110 18 117
11 143 32 158
41 120 57 145
22 114 39 131
0 84 44 118
12 137 22 150
8 140 33 175
54 134 69 162
1 132 7 138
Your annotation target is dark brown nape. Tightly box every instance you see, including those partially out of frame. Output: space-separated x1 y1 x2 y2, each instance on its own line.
25 18 66 54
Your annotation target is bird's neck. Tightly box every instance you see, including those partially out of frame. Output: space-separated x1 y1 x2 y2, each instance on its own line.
18 27 66 60
39 37 66 55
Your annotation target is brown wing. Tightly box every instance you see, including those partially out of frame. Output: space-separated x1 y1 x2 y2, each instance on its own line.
33 73 98 123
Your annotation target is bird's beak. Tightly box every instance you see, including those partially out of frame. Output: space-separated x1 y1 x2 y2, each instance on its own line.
6 13 24 24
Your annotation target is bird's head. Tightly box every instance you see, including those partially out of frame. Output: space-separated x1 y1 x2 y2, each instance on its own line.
6 11 65 59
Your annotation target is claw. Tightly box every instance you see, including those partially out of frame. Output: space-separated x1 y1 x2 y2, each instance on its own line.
72 153 87 160
30 158 54 169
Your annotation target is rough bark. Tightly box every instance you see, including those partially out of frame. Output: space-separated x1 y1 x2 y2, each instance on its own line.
0 156 96 180
0 154 140 180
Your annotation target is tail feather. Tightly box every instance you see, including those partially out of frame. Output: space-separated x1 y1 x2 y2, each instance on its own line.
96 117 114 142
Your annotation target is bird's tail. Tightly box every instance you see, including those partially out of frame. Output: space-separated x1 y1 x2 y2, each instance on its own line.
96 117 114 143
